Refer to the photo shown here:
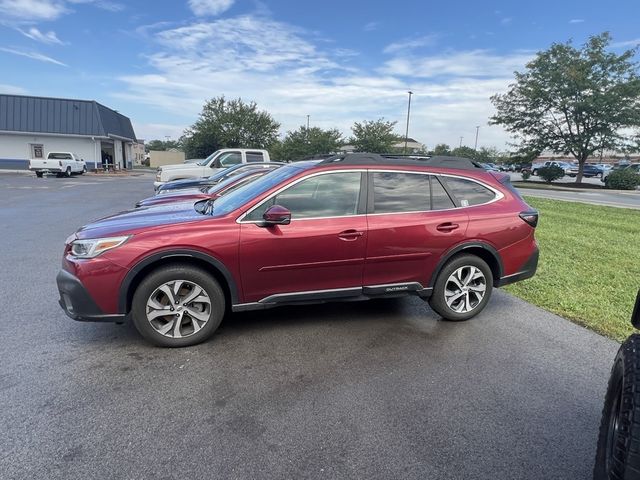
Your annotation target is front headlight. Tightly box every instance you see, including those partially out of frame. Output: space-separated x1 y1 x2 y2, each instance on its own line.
70 236 131 259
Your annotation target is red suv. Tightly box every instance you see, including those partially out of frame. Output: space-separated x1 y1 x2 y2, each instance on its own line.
57 154 538 347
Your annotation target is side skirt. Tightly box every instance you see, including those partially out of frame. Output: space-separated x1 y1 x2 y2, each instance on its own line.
232 283 432 312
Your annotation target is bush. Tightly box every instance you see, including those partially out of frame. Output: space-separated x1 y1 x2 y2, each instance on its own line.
606 168 640 190
537 165 565 183
521 170 531 180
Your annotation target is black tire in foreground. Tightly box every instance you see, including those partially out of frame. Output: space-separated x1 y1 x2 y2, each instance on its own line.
35 171 43 178
594 334 640 480
429 254 493 322
132 264 225 347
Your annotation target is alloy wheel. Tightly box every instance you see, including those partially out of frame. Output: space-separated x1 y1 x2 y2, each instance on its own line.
145 280 212 338
444 266 487 313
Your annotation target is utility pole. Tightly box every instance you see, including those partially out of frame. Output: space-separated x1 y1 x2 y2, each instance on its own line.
404 91 413 154
306 115 310 130
459 136 464 148
474 126 480 151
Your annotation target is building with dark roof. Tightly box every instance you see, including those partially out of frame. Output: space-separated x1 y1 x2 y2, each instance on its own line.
0 94 137 170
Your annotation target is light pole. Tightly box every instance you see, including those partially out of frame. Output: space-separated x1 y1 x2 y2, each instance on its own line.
404 91 413 154
459 136 464 148
474 126 480 151
306 115 310 130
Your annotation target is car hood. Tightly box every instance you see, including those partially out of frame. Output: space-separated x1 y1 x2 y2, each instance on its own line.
143 188 203 202
159 163 203 171
76 201 206 239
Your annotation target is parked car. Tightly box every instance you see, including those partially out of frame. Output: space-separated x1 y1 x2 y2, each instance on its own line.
137 168 274 208
481 163 501 172
57 154 539 347
567 163 602 178
594 289 640 480
29 152 87 178
531 161 571 176
154 148 271 188
155 162 284 194
183 158 204 164
602 163 640 184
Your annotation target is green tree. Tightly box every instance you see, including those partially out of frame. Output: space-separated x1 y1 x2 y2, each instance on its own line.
431 143 452 156
145 139 182 152
451 146 478 159
490 32 640 183
275 126 344 161
181 96 281 159
350 118 401 153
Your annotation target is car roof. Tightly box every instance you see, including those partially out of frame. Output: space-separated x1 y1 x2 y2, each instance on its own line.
316 153 485 171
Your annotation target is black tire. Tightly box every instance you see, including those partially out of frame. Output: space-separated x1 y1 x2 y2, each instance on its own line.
594 334 640 480
131 265 225 347
80 166 87 174
428 254 493 321
532 169 538 176
35 171 43 178
64 167 72 178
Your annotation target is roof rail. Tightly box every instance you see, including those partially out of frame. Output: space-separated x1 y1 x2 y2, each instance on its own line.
319 153 484 170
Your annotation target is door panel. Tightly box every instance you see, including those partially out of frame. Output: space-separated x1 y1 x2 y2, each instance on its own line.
239 217 367 302
364 210 469 287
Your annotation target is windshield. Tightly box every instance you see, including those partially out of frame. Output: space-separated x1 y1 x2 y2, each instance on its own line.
206 162 315 216
197 150 221 166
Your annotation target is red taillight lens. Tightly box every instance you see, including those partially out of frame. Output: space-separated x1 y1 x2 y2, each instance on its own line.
519 210 539 228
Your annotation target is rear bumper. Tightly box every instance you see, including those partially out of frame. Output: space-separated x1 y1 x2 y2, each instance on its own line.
497 247 539 287
57 269 126 323
30 167 63 173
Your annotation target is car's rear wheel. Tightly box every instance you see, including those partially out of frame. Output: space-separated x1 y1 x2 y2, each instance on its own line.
532 169 538 176
80 166 87 174
64 167 71 178
429 255 493 321
35 171 43 178
594 334 640 480
131 265 225 347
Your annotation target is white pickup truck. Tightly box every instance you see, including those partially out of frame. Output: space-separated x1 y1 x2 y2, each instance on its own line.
154 148 271 188
29 152 87 178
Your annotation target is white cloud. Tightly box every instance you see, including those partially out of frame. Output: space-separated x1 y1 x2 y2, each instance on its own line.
363 21 378 32
17 27 64 44
0 83 28 94
0 46 66 65
68 0 124 12
133 123 185 142
0 0 68 21
500 17 512 25
116 15 534 150
612 38 640 48
380 49 533 78
188 0 234 16
383 34 438 54
569 18 584 24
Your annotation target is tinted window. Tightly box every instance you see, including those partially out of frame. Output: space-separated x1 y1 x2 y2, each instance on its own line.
49 153 72 160
218 152 242 167
246 152 264 162
246 172 361 221
373 172 430 213
443 177 496 207
430 177 456 210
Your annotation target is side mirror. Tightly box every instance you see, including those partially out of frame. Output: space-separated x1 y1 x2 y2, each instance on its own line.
261 205 291 226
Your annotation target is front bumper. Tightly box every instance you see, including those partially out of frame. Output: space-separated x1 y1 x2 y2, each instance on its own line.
497 247 539 287
57 269 126 323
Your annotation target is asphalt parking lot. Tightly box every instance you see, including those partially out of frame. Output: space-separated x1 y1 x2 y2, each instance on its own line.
1 171 619 479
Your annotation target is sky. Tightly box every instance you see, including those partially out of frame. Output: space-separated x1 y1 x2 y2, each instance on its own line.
1 0 639 150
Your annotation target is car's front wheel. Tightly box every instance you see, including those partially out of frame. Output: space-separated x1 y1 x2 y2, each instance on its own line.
594 334 640 480
429 255 493 321
131 265 225 347
35 171 43 178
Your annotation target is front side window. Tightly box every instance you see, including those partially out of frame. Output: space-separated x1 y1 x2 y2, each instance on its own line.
443 177 496 207
218 152 242 167
372 172 430 213
245 172 362 221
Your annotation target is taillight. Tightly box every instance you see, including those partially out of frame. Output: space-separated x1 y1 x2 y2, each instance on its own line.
519 210 539 228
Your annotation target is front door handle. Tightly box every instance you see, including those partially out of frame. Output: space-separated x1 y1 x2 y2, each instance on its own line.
436 222 459 233
338 229 363 241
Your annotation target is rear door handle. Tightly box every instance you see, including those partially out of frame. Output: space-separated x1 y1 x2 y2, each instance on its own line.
436 222 459 232
338 229 363 241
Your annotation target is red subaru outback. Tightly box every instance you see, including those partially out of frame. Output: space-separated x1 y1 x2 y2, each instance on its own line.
57 154 538 347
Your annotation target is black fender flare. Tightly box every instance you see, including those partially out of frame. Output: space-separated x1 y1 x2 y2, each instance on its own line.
118 249 239 313
427 242 504 288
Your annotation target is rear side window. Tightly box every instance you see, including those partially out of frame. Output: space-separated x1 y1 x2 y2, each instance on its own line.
48 153 72 160
246 152 264 162
372 172 430 213
430 177 456 210
218 152 242 167
443 177 496 207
